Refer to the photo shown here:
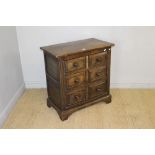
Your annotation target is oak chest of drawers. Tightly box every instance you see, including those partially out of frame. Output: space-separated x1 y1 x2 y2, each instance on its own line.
40 38 114 121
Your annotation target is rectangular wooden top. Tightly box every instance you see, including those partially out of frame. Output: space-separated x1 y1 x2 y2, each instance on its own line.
40 38 114 58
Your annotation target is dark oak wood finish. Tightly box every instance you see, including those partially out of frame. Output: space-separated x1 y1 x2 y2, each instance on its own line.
41 38 114 121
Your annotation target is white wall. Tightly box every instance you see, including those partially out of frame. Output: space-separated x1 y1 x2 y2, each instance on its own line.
16 26 155 88
0 27 25 127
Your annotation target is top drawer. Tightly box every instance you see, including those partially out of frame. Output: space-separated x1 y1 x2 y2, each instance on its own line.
64 57 86 72
89 51 107 68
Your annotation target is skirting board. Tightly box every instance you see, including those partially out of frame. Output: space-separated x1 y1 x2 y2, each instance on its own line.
25 81 47 88
111 83 155 88
25 81 155 89
0 84 25 128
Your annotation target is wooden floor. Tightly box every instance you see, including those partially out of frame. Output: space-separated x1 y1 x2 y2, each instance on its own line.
2 89 155 128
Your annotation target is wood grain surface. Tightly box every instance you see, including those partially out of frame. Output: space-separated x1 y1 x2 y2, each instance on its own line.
40 38 114 58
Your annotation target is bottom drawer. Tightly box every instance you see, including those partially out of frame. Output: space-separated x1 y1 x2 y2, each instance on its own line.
88 82 107 99
65 90 86 109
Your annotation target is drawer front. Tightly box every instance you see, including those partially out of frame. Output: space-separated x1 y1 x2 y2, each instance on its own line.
65 90 86 109
65 57 86 72
89 52 107 68
88 82 107 99
65 72 86 89
88 67 106 82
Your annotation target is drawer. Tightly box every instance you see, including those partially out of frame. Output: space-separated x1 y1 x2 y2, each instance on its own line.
88 82 107 99
89 51 107 68
64 57 86 72
65 90 86 109
88 67 106 82
65 72 86 89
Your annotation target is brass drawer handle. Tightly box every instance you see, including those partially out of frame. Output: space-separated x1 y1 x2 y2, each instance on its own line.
73 62 79 68
74 79 80 84
96 58 102 63
96 88 102 92
96 72 101 77
74 95 80 101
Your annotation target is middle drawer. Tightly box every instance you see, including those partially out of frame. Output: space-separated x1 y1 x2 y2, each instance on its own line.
65 71 86 89
88 67 106 82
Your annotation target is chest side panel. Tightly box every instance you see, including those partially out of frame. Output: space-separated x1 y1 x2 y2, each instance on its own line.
44 52 63 108
44 53 59 80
